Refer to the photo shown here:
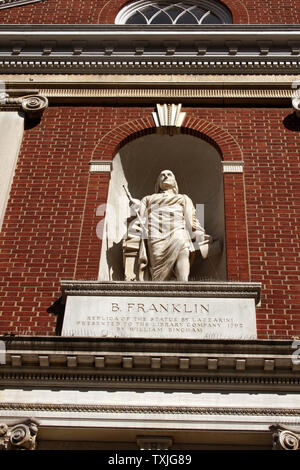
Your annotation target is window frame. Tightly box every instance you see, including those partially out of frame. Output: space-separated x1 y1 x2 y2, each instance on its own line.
115 0 233 25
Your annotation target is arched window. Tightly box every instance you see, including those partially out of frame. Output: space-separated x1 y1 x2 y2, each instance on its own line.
115 0 232 25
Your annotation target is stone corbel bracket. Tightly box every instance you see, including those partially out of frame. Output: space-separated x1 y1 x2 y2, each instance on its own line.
0 90 48 120
270 424 300 450
0 419 39 450
152 103 186 136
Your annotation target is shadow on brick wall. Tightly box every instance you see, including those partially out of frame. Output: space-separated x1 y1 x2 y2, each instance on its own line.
283 112 300 131
47 297 65 335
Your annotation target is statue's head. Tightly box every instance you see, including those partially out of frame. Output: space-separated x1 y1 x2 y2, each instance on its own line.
155 170 178 194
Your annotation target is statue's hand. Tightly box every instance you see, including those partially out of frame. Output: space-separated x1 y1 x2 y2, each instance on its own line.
193 230 205 244
129 198 141 216
204 233 213 244
128 218 144 239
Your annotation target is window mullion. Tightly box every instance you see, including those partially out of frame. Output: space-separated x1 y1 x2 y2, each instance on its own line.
199 9 211 24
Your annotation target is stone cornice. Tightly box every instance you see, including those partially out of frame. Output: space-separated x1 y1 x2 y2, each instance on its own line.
0 25 300 75
0 335 299 391
1 24 300 33
39 86 295 104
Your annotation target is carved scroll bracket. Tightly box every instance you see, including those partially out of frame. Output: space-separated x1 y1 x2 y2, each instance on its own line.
0 90 48 120
0 419 39 450
270 424 300 450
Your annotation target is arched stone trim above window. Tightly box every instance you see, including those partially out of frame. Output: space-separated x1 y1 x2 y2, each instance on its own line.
115 0 233 25
0 0 44 9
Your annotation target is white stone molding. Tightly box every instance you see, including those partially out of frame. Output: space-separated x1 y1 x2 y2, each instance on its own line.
39 87 295 101
0 25 299 75
0 419 38 450
270 424 300 450
1 401 300 417
89 161 113 173
2 334 300 393
152 103 186 130
0 390 300 446
222 161 244 173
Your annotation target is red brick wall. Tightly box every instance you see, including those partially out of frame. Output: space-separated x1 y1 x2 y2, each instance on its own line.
0 105 299 339
0 0 299 24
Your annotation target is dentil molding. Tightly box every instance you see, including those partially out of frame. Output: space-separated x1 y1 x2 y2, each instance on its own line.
0 25 300 75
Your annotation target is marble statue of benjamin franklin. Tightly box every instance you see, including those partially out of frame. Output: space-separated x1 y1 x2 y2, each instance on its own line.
124 170 211 282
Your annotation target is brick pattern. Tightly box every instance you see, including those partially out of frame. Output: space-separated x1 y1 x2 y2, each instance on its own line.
0 0 299 24
0 106 299 340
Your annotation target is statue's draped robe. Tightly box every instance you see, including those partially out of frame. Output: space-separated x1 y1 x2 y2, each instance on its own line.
137 192 206 281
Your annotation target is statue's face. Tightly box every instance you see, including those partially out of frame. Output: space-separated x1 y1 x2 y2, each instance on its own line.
158 170 176 190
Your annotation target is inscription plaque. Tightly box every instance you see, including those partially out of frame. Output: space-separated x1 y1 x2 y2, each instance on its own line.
62 295 257 339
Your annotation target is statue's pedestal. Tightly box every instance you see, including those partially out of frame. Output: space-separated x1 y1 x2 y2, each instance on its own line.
60 281 260 340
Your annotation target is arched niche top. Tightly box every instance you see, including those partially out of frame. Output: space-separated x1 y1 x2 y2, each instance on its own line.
92 117 242 163
115 0 233 25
